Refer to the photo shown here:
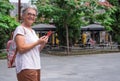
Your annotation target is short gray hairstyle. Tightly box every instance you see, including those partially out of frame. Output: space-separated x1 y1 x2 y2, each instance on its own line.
22 5 38 15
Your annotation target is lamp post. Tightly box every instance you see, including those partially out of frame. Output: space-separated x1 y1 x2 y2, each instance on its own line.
18 0 21 22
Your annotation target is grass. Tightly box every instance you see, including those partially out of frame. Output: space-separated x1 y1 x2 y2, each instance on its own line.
0 52 7 59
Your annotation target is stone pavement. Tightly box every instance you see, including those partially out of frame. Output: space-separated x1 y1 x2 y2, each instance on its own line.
1 53 120 81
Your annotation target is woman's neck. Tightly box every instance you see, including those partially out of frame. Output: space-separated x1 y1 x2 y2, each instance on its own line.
21 22 33 32
21 22 31 28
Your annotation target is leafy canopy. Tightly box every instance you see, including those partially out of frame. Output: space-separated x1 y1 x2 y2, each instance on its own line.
36 0 115 45
0 0 19 49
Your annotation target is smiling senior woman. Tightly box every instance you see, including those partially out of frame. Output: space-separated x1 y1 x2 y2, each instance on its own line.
13 5 48 81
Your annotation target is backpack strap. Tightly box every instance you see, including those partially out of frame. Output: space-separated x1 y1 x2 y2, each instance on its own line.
10 27 26 67
10 49 17 67
6 41 11 52
23 27 26 35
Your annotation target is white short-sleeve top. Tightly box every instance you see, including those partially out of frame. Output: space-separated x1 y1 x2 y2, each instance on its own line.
13 26 41 73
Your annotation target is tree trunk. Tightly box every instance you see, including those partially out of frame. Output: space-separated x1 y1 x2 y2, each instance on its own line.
65 24 69 55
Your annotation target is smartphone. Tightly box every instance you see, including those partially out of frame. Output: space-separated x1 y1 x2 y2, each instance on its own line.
46 31 52 37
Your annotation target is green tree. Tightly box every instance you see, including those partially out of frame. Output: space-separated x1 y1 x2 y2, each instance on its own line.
0 0 19 49
36 0 115 53
107 0 120 49
36 0 88 53
82 0 115 31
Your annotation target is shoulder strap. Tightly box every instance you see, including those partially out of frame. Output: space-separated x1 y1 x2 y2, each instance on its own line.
6 41 11 52
10 27 26 66
6 40 14 52
23 27 26 34
10 47 18 66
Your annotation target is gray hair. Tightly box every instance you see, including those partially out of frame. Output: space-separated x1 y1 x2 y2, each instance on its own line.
22 5 38 15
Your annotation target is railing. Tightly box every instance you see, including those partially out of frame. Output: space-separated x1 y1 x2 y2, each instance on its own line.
0 44 119 55
42 44 120 55
45 44 118 50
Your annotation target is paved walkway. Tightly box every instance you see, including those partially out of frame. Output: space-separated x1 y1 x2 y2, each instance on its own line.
0 53 120 81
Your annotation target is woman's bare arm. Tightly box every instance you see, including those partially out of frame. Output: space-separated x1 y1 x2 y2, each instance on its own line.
15 34 48 54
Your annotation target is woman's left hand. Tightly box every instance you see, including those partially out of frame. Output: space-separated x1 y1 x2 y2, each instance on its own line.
38 36 49 44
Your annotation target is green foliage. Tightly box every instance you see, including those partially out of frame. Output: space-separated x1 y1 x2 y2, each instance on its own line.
36 0 87 45
0 0 14 14
0 52 7 59
36 0 115 46
81 0 115 31
0 0 19 49
107 0 120 47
